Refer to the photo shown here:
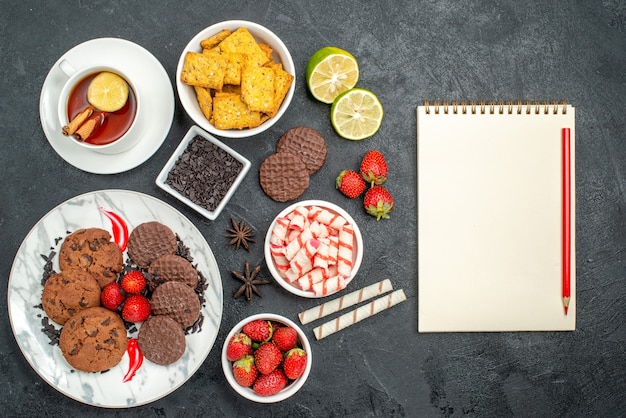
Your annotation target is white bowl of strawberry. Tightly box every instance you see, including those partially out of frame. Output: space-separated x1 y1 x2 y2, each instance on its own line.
221 313 311 403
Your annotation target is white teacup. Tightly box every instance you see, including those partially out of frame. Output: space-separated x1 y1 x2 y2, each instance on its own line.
57 60 141 155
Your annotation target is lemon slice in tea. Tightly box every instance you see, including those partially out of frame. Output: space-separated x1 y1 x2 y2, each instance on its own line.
87 71 129 112
306 46 359 104
330 88 384 140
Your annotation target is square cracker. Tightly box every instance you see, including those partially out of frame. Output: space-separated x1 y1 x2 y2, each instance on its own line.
217 27 270 68
241 66 276 114
180 51 226 90
270 66 294 117
212 92 268 130
222 52 247 86
241 65 294 117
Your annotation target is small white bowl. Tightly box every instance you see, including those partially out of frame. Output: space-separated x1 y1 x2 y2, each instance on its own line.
264 200 364 298
176 20 295 138
221 313 312 403
155 125 251 220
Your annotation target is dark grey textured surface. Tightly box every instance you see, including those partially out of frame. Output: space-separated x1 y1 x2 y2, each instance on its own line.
1 1 625 416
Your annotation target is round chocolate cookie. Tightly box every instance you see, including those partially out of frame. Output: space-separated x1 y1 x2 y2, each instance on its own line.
138 315 186 365
127 221 178 269
259 152 309 202
277 126 327 174
150 281 201 329
58 228 123 288
148 254 199 289
59 307 127 373
42 270 101 325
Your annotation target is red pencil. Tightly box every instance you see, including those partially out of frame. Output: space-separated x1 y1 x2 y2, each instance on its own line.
562 128 571 315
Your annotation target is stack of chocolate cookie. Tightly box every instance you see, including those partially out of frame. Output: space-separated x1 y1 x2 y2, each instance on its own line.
259 126 327 202
128 221 202 366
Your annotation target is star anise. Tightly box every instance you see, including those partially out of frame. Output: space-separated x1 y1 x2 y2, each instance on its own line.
232 261 270 303
225 217 255 252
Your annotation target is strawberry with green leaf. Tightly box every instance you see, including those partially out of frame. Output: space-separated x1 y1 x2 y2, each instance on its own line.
283 348 307 380
226 333 253 362
360 150 388 186
232 355 258 387
336 169 366 199
363 185 394 220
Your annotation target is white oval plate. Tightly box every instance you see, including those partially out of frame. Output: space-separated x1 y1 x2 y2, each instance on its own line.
39 38 174 174
8 190 223 408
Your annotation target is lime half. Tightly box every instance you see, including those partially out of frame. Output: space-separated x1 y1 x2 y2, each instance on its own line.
306 46 359 104
330 88 383 140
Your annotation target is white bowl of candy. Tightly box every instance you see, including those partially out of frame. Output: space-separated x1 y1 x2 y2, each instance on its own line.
264 200 363 298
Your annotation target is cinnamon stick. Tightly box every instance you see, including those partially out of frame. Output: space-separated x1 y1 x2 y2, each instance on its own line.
62 106 93 136
73 112 105 141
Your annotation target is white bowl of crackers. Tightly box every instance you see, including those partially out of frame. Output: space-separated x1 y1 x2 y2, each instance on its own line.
176 20 295 138
264 200 363 298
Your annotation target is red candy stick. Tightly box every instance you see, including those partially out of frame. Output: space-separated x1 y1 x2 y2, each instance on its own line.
122 338 143 383
99 207 129 252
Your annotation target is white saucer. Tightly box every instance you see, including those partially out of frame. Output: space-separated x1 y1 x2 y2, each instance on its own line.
39 38 174 174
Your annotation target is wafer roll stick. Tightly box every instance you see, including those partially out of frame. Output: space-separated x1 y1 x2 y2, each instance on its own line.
312 289 406 340
312 275 346 297
308 206 347 230
285 227 313 260
337 224 354 277
288 206 309 231
313 239 331 272
271 251 290 274
289 238 320 279
270 217 290 247
298 279 393 324
296 267 327 291
287 228 301 242
328 235 339 265
309 220 331 239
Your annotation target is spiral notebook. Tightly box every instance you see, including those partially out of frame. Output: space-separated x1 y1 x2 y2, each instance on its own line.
417 100 576 332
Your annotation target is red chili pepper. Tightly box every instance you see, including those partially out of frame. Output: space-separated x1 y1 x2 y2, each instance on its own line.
122 338 143 383
99 207 129 252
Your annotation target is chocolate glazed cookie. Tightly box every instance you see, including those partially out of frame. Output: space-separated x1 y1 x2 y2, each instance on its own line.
148 254 199 289
150 281 201 329
259 151 309 202
127 221 178 269
277 126 327 174
138 315 186 365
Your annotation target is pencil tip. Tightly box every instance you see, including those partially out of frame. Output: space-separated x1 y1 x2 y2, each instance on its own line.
564 306 568 315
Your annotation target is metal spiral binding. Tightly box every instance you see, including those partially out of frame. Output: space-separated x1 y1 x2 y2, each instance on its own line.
423 100 568 115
